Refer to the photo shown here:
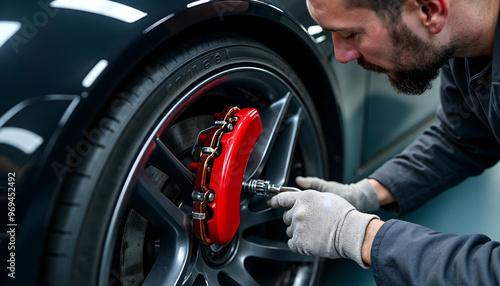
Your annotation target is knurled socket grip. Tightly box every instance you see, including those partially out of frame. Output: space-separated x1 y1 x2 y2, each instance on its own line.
242 179 301 196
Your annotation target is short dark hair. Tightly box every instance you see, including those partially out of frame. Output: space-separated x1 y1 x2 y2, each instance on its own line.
345 0 407 23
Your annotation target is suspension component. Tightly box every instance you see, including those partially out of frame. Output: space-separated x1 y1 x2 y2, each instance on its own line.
191 106 262 245
242 179 301 196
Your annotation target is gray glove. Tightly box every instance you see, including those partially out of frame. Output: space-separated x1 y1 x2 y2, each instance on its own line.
269 190 379 268
296 177 379 212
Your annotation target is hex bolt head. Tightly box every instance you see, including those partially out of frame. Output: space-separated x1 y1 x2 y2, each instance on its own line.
208 192 215 202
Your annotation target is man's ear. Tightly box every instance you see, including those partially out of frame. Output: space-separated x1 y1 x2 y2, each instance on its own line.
418 0 448 34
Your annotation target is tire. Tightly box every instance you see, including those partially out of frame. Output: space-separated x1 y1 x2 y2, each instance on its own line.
44 31 330 286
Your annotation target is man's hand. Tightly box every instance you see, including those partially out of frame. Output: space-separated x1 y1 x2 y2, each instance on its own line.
295 177 379 212
269 190 379 268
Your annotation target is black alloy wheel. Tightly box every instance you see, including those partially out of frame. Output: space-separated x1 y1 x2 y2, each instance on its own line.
44 32 330 286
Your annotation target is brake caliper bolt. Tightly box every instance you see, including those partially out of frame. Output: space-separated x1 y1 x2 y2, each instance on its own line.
208 192 215 202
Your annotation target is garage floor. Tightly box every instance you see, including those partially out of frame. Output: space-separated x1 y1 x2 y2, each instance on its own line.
319 162 500 285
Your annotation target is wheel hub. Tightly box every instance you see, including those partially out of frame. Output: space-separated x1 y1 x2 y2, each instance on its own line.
201 235 238 267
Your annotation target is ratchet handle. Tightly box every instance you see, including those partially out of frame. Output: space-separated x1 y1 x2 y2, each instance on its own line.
242 179 301 196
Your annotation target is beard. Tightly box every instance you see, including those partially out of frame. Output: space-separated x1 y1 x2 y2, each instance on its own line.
358 22 455 95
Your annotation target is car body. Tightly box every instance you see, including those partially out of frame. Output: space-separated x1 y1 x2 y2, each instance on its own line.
0 0 440 285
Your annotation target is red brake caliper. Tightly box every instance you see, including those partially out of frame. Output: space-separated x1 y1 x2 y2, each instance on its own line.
190 106 262 245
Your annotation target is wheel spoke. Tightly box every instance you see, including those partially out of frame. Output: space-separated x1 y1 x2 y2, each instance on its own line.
142 241 189 286
149 137 194 191
245 92 292 179
220 263 260 286
131 171 191 231
200 267 222 286
264 106 303 186
239 237 307 263
131 171 192 285
182 270 201 286
239 203 283 230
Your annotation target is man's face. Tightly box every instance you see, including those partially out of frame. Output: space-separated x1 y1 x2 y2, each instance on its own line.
307 0 454 95
361 21 454 95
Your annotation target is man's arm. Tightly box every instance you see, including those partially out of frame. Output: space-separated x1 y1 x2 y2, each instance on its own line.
370 62 500 216
370 219 500 285
368 179 395 207
361 218 384 266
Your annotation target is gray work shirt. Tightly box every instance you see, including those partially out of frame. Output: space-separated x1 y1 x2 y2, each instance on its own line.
368 21 500 286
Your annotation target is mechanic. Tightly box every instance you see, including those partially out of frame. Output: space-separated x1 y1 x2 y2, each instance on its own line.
269 0 500 284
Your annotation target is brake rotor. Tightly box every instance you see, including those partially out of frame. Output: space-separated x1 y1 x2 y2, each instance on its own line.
190 106 262 245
